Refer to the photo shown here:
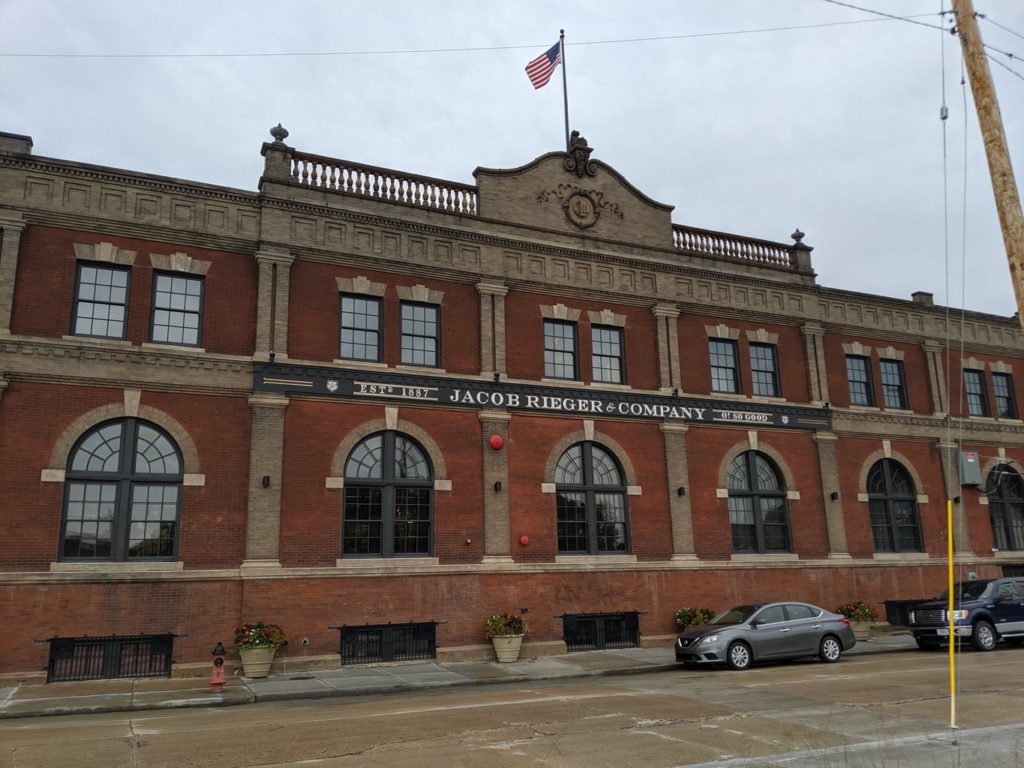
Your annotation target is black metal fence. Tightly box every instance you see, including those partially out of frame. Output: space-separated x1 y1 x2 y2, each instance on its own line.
47 634 174 683
561 611 640 652
339 622 437 665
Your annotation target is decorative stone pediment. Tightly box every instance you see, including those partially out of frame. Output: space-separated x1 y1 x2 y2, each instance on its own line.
473 145 673 248
73 241 136 265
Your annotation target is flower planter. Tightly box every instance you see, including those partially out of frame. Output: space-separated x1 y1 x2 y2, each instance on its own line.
491 634 524 663
852 621 871 641
238 646 276 678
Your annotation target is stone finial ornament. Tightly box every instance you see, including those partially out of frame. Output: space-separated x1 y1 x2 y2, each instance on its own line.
564 130 596 178
270 124 289 145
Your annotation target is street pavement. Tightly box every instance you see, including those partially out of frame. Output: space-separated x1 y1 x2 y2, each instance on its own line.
0 633 917 720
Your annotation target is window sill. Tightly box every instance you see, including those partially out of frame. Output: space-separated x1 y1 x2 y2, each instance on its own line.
394 364 446 375
729 553 798 563
587 381 631 392
540 377 581 386
50 561 184 573
554 554 637 565
335 557 440 571
141 342 206 353
332 358 388 370
882 408 914 415
848 405 881 412
871 552 927 561
748 395 787 404
61 335 134 349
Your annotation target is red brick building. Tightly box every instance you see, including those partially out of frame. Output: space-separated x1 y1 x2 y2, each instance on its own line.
1 126 1022 679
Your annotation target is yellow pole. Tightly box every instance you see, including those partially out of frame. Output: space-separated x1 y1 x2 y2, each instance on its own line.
947 498 956 730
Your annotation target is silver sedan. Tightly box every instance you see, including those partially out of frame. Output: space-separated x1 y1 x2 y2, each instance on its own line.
675 602 857 670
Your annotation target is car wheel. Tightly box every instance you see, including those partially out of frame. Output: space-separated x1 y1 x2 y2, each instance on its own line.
972 620 998 651
818 635 842 663
727 641 752 670
915 637 942 651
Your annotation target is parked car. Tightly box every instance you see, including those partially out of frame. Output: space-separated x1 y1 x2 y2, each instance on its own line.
674 602 856 670
908 577 1024 651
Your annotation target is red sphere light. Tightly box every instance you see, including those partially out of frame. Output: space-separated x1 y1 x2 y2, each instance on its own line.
519 535 530 546
488 434 504 450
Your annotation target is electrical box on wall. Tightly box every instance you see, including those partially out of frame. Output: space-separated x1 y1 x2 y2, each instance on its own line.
959 451 981 486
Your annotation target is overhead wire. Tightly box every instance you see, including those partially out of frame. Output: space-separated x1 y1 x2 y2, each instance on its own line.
980 15 1024 43
986 53 1024 83
0 14 941 59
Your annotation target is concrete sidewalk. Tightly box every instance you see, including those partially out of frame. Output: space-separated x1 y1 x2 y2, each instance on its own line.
0 633 917 720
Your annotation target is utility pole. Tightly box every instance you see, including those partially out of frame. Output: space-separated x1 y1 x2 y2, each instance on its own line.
951 0 1024 328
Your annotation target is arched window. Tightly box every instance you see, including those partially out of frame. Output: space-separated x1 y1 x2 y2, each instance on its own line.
61 419 183 561
343 431 433 557
727 451 790 553
555 442 628 554
866 459 922 552
986 464 1024 551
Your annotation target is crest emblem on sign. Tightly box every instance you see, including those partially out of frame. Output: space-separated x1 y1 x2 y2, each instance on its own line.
781 416 789 425
326 380 339 392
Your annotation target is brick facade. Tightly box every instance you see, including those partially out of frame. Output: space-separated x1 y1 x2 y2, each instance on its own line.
1 127 1022 678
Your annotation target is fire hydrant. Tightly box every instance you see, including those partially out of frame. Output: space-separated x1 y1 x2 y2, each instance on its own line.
210 642 226 693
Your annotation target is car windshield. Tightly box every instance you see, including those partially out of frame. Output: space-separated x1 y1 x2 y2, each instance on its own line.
936 581 992 601
710 605 760 625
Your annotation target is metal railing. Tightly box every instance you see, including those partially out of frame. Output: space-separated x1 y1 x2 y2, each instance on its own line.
47 634 174 683
338 622 438 665
561 611 640 652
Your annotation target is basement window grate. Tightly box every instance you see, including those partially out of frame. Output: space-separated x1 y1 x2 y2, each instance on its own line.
562 611 640 652
338 622 437 665
47 634 174 683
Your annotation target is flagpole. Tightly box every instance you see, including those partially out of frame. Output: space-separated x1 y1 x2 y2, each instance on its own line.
560 29 570 150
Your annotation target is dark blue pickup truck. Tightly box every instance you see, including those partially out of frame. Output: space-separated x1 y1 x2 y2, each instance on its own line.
909 578 1024 651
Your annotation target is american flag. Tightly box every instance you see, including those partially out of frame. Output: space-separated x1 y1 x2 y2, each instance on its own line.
525 41 562 89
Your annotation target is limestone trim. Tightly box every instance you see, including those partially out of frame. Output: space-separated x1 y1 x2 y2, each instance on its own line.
715 439 799 495
540 303 581 322
745 328 779 345
855 448 928 501
842 341 872 356
49 561 184 573
149 251 211 275
877 345 905 362
329 417 449 480
0 211 27 335
542 429 639 487
587 309 626 327
704 323 740 340
46 400 201 473
979 456 1024 488
990 360 1014 374
73 241 137 265
801 323 828 404
961 356 984 370
336 275 387 297
396 284 444 304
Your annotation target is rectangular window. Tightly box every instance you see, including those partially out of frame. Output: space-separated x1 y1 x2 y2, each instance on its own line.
340 294 381 361
73 263 129 339
993 372 1017 419
544 320 577 379
964 369 989 416
879 359 907 410
709 339 739 393
150 273 203 346
749 343 779 397
400 302 439 367
846 355 873 406
591 326 623 383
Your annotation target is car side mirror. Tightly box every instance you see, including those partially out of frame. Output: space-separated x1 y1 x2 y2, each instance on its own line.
998 593 1014 603
751 619 764 627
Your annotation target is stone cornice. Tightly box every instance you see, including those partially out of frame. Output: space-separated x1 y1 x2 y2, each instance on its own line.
831 408 1024 440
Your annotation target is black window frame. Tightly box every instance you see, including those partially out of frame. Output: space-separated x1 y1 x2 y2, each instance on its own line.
993 372 1017 419
846 355 874 406
339 293 383 362
749 342 779 398
709 339 740 394
72 261 131 340
879 358 908 410
60 418 183 562
544 319 578 380
986 464 1024 552
866 459 923 553
555 441 629 555
399 301 440 368
591 325 624 384
726 451 791 554
149 271 204 347
342 431 434 558
964 369 989 417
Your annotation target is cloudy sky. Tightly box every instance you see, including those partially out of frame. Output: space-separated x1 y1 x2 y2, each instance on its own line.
2 1 1023 317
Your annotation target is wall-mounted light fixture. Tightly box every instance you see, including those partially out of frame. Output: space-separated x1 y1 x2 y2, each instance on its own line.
493 481 502 492
677 486 686 497
953 495 961 504
261 475 271 489
672 387 679 397
829 491 839 501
